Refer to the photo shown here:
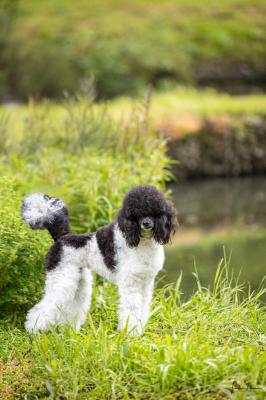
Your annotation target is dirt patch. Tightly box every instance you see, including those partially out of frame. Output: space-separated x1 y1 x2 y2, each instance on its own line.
0 358 38 399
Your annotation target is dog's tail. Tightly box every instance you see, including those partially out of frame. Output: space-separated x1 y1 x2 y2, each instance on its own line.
22 194 71 241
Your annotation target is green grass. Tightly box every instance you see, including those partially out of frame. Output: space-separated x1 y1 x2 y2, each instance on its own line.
2 87 266 147
110 86 266 119
0 85 159 155
0 264 265 399
1 0 266 99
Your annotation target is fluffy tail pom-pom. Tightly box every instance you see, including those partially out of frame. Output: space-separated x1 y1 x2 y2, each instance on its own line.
22 194 70 240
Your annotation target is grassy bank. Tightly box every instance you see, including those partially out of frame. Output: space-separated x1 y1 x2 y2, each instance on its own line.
1 0 266 100
110 87 266 138
111 87 266 118
2 88 266 181
2 87 266 143
1 265 265 399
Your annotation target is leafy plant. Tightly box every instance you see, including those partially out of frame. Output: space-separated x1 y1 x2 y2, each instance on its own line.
0 177 49 313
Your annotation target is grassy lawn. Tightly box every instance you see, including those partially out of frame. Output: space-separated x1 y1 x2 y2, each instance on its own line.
1 265 265 399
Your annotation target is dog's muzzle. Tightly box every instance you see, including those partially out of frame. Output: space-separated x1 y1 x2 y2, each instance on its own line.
140 217 154 231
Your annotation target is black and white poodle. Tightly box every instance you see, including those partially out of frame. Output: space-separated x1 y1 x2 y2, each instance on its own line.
22 185 177 334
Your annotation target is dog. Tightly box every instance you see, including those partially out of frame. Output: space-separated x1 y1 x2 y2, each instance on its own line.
22 185 177 334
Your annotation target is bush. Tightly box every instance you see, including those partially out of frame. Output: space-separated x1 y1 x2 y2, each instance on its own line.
0 177 49 313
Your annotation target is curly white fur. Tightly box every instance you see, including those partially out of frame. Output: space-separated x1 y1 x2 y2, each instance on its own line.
22 194 65 228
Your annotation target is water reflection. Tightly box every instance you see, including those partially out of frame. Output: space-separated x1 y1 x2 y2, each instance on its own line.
170 177 266 229
164 177 266 300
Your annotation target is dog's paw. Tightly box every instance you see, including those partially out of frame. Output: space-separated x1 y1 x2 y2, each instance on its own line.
25 307 54 333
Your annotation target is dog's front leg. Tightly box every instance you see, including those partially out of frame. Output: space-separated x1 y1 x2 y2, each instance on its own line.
140 278 155 326
117 280 152 335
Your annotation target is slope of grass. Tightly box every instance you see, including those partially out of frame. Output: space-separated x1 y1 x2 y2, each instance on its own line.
0 264 265 399
110 87 266 121
1 0 266 99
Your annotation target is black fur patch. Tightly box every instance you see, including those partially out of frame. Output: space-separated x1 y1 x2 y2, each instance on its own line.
62 233 93 248
45 233 92 271
96 223 116 271
44 206 71 241
45 240 62 271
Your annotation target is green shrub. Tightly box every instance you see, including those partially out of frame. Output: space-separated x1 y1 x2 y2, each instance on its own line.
0 177 49 313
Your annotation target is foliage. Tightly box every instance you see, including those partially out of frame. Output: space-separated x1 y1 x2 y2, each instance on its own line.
0 264 265 399
0 177 49 313
0 0 266 99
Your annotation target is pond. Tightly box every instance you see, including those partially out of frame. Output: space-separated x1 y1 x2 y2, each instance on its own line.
164 177 266 300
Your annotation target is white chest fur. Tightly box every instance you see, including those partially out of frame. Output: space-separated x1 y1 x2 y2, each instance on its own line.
114 225 165 285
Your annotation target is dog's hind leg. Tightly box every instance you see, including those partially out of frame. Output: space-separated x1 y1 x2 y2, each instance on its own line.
68 268 93 331
25 263 82 333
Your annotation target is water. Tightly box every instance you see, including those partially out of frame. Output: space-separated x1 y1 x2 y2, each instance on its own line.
164 177 266 300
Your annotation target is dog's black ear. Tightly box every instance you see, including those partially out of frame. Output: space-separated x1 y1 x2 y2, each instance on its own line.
117 215 140 248
154 201 178 245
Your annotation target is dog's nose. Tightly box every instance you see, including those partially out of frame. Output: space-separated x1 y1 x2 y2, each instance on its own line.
143 221 150 227
141 218 154 229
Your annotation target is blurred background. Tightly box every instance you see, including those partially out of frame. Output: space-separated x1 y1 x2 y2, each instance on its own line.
0 0 266 299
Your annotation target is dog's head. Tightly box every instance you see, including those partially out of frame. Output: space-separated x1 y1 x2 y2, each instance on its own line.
117 185 178 247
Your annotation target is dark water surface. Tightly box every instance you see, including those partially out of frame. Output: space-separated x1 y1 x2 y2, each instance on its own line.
164 177 266 300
